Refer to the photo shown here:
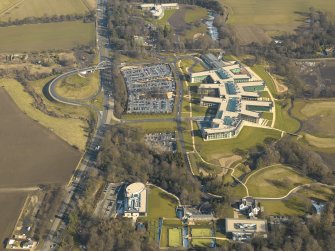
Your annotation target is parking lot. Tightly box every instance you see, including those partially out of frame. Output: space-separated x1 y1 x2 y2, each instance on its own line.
144 132 177 152
122 64 176 114
94 183 123 219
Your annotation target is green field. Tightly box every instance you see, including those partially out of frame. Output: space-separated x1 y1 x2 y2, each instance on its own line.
221 0 335 34
0 0 89 21
260 199 307 216
193 126 282 162
156 9 177 26
1 78 89 150
245 165 312 198
192 228 212 237
292 99 335 138
190 226 214 247
184 6 207 23
0 21 95 52
146 187 179 219
160 220 182 248
55 72 100 100
251 65 276 95
168 228 182 247
274 101 300 133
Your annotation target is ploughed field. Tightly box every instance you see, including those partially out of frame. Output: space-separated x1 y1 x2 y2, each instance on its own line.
0 192 28 251
0 88 81 187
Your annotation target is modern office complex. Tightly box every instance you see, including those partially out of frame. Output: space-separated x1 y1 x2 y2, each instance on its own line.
191 55 273 140
124 182 147 218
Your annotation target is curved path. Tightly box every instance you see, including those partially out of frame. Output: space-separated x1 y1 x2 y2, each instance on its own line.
48 64 111 106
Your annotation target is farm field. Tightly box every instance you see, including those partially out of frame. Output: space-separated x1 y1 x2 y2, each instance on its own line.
0 0 89 21
221 0 335 44
193 126 282 162
292 99 335 138
0 21 95 52
0 0 19 14
0 192 28 251
2 79 89 151
0 87 81 187
245 165 312 198
55 72 100 100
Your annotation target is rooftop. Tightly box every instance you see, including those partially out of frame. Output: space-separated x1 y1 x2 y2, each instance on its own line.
225 218 267 233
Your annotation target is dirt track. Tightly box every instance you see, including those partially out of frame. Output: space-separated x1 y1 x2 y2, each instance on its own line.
0 88 81 187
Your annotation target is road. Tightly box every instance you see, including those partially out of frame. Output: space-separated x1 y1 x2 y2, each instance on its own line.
41 0 113 250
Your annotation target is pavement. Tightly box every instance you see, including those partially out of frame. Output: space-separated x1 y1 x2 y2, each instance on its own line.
41 0 114 249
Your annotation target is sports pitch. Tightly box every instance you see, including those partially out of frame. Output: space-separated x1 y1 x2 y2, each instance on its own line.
191 228 212 237
168 228 182 247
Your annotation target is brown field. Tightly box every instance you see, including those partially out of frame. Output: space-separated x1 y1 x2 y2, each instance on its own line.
0 88 81 187
0 192 28 251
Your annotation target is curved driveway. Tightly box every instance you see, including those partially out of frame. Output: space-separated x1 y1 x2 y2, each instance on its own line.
48 65 111 106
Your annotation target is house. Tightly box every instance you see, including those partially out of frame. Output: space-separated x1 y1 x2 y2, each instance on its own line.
238 197 262 218
124 182 147 218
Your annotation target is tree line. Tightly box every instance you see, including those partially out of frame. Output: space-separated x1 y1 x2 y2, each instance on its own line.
0 11 95 27
97 125 202 204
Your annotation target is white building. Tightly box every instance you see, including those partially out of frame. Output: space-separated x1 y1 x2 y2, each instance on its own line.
140 3 179 20
191 55 273 140
124 182 147 218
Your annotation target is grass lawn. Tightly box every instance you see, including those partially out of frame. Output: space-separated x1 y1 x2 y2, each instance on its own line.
55 72 100 100
127 121 177 133
146 187 179 219
0 21 95 52
261 112 273 121
191 238 213 248
0 0 89 21
297 184 334 201
303 133 335 149
156 9 177 26
184 6 207 23
251 65 277 95
194 126 282 162
168 228 182 247
274 100 300 133
122 113 175 120
191 228 212 237
160 220 182 248
184 23 207 40
259 199 306 216
192 63 206 72
292 99 335 137
1 79 89 150
245 165 312 198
